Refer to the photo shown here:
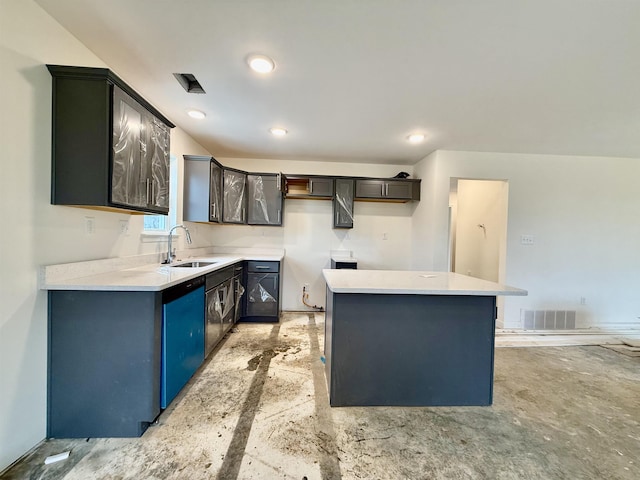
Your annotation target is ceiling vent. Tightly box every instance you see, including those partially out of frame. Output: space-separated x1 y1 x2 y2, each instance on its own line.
173 73 205 94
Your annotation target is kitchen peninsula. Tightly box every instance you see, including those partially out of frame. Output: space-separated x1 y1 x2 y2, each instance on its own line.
42 249 283 438
322 270 527 407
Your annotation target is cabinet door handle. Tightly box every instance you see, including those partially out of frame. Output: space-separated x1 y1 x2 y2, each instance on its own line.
146 178 151 204
273 276 278 291
277 210 281 223
276 173 281 191
385 183 389 196
309 179 313 194
210 203 215 219
255 265 270 270
381 183 385 196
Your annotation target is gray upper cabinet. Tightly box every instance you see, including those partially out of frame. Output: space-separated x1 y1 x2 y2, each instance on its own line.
209 162 223 222
47 65 174 215
334 178 355 229
355 179 421 201
247 174 283 226
308 177 334 197
183 155 223 223
112 87 170 211
284 175 334 198
223 168 247 224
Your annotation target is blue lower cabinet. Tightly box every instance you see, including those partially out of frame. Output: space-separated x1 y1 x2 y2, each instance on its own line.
161 285 205 408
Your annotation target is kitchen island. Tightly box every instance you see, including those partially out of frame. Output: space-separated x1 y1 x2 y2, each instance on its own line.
322 270 527 407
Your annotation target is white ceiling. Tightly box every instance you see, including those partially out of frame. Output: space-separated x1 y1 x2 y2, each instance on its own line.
36 0 640 165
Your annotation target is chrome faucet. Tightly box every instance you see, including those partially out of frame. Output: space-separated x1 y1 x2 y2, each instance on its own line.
164 224 192 264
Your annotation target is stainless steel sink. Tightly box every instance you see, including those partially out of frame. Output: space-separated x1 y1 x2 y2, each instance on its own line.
170 261 216 268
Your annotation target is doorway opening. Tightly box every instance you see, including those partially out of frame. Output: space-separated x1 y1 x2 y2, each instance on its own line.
449 178 509 327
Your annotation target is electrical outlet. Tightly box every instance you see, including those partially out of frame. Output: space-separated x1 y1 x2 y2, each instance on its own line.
119 220 129 235
84 216 95 235
382 232 388 240
303 283 310 289
520 234 534 245
580 297 586 305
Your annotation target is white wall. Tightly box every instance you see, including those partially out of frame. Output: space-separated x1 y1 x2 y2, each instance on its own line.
0 1 213 471
216 158 416 310
412 150 640 329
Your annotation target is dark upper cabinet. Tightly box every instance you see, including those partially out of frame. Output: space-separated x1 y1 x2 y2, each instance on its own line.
47 65 174 215
355 179 421 201
334 178 355 229
183 155 223 223
284 175 334 198
222 168 247 224
210 161 223 222
247 173 283 226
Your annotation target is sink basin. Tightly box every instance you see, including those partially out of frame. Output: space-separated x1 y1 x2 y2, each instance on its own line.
170 261 216 268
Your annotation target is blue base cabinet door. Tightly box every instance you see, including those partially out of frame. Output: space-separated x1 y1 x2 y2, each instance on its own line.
161 285 205 408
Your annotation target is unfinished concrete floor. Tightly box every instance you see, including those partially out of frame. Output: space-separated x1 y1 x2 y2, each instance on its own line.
3 312 639 479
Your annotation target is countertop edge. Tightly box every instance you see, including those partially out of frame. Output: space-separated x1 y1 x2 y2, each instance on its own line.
42 254 284 291
322 269 527 297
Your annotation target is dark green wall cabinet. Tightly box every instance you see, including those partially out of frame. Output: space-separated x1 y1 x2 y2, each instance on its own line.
47 65 175 215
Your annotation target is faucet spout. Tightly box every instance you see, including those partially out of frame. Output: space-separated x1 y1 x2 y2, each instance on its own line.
164 224 192 264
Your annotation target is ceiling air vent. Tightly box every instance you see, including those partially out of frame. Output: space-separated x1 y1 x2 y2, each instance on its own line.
173 73 205 94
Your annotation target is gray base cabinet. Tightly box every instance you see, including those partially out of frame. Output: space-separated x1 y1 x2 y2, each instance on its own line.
324 289 496 407
242 261 281 322
47 65 174 215
48 290 163 438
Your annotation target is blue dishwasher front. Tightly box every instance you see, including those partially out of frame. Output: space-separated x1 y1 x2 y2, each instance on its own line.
161 283 205 408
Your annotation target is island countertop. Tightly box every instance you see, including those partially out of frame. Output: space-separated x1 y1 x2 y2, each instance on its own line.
322 269 527 296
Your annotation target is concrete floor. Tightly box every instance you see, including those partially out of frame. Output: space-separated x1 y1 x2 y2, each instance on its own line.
3 312 639 479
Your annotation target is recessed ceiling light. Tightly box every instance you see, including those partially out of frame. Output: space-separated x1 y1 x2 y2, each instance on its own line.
247 54 276 74
407 133 425 144
269 127 288 136
187 109 206 119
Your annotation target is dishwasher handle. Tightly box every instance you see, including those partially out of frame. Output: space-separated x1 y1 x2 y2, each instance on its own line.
162 275 205 304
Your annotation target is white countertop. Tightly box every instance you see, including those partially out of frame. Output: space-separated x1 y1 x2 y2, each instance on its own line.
322 269 527 296
42 253 284 292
